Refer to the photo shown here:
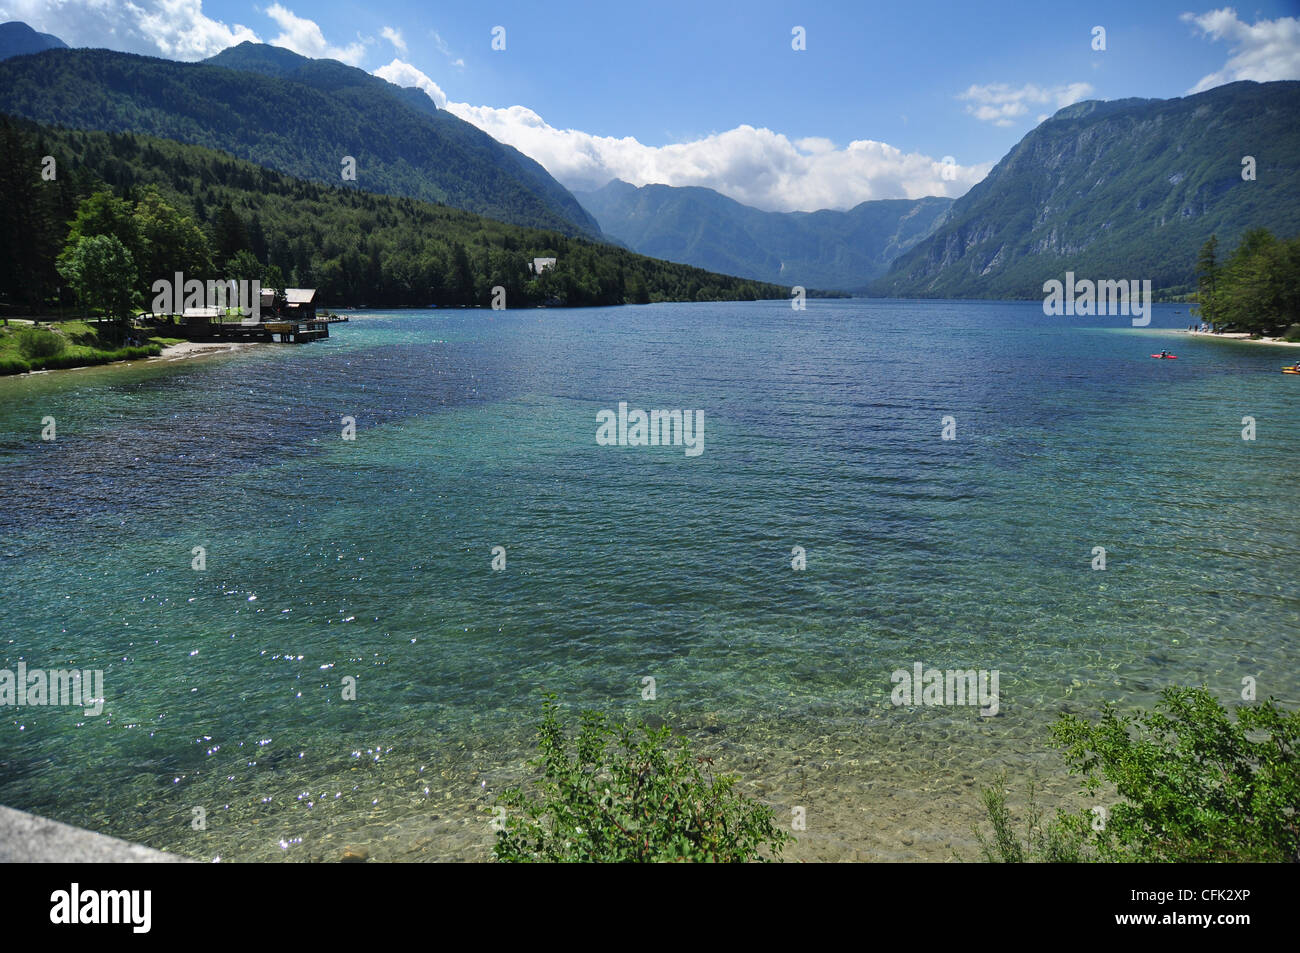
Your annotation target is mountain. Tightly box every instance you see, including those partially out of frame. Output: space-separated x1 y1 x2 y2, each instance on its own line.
0 21 67 60
1 114 788 311
0 43 601 237
874 81 1300 298
575 179 952 290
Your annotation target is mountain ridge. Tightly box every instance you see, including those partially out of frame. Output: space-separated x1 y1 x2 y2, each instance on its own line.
0 41 602 238
575 179 953 290
0 21 67 60
873 80 1300 298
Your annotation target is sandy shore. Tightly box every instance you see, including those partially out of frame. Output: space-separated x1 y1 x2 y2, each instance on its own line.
1181 329 1300 348
153 340 262 361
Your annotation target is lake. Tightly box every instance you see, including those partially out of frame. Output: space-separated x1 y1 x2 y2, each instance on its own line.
1 299 1296 861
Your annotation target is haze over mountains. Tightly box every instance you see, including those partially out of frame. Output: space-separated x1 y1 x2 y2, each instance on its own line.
0 20 66 60
575 180 952 291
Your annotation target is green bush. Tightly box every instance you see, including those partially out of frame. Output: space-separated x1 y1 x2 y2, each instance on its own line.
1052 686 1299 862
15 326 65 359
491 695 793 862
0 354 30 375
1282 324 1300 343
978 686 1299 862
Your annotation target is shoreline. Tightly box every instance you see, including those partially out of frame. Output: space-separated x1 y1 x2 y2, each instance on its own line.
8 339 263 378
153 340 263 362
1180 329 1300 348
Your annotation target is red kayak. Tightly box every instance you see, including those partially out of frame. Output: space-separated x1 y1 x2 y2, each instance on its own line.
1150 354 1178 359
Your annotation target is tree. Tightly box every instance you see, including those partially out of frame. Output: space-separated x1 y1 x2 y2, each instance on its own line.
61 190 143 287
132 186 212 285
57 234 138 339
224 248 263 281
263 264 288 314
1193 234 1219 327
212 203 248 262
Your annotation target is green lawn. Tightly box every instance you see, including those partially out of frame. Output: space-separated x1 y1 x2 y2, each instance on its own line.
0 319 165 375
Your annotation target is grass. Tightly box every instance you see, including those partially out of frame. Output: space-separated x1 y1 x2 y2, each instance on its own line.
0 319 165 375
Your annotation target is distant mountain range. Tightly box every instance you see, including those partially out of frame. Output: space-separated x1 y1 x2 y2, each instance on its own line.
575 180 951 291
874 81 1300 298
1 22 1296 300
0 40 601 237
0 21 67 60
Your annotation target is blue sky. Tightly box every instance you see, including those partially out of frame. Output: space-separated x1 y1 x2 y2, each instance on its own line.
5 0 1299 210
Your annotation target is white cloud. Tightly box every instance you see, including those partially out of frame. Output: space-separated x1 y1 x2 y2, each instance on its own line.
381 26 406 55
264 3 368 65
374 60 989 211
1181 7 1300 93
373 58 448 107
958 82 1094 126
0 0 259 59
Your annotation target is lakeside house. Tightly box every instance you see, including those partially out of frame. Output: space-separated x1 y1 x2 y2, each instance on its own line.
142 286 327 344
531 258 557 275
259 287 318 320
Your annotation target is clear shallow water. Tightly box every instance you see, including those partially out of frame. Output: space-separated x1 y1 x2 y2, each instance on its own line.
0 300 1296 861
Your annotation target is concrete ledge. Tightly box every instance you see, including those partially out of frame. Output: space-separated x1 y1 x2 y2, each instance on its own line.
0 806 192 863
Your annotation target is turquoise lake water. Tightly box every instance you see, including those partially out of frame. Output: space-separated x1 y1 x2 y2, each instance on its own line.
1 299 1296 860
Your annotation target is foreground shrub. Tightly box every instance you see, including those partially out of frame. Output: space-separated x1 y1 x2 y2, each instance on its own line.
974 774 1089 863
16 326 65 359
976 686 1299 862
0 354 30 375
492 695 792 862
1053 686 1299 862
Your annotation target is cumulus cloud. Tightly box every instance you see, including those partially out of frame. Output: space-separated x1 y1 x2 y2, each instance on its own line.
373 58 448 107
1181 7 1300 93
0 0 259 59
958 81 1094 126
264 3 368 65
374 60 989 211
381 26 406 55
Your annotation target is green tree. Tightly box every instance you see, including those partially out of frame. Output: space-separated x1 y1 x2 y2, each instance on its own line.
212 203 248 262
57 234 138 338
1193 234 1219 327
61 190 143 287
263 263 288 314
224 248 263 281
132 186 212 285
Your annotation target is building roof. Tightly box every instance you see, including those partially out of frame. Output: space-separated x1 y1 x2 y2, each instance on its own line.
285 288 316 304
183 307 220 318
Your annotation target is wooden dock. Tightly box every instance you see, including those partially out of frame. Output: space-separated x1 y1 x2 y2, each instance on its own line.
184 319 330 344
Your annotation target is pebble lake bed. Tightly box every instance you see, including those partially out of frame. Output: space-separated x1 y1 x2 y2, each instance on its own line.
1 299 1295 861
